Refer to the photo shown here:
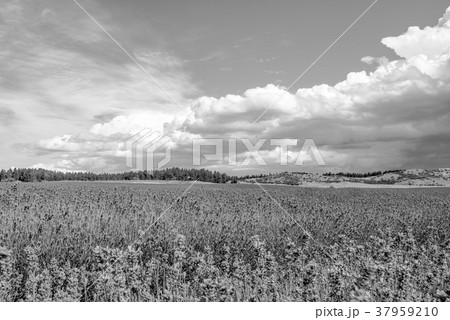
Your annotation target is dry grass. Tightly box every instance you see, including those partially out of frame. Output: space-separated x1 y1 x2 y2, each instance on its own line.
0 182 449 301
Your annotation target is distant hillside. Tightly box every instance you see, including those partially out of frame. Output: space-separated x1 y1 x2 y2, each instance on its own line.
240 168 450 187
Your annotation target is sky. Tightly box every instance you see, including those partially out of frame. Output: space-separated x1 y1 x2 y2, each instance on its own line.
1 0 450 174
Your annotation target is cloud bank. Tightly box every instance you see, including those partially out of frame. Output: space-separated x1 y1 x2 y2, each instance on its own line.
9 4 450 173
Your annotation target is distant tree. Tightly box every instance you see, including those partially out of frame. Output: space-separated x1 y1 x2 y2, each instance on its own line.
0 167 238 184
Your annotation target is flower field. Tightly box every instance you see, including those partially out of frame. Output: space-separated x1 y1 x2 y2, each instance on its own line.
0 182 449 301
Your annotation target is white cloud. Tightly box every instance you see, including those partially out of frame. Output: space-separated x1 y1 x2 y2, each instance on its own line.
361 56 389 67
13 5 450 173
89 112 174 137
0 0 198 169
381 7 450 59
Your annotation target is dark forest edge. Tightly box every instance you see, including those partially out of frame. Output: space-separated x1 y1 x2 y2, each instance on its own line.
0 167 239 184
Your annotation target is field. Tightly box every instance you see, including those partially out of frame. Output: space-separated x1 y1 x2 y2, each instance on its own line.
0 181 449 302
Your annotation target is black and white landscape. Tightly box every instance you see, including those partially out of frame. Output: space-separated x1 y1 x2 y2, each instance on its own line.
0 0 450 303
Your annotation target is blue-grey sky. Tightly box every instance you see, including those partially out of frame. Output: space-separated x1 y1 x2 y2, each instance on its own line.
2 0 450 173
65 0 450 96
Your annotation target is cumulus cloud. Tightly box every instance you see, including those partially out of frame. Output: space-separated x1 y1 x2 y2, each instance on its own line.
20 5 450 173
381 7 450 59
179 6 450 171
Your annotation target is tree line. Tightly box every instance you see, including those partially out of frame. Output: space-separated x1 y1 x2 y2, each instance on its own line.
0 167 239 184
323 169 403 178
